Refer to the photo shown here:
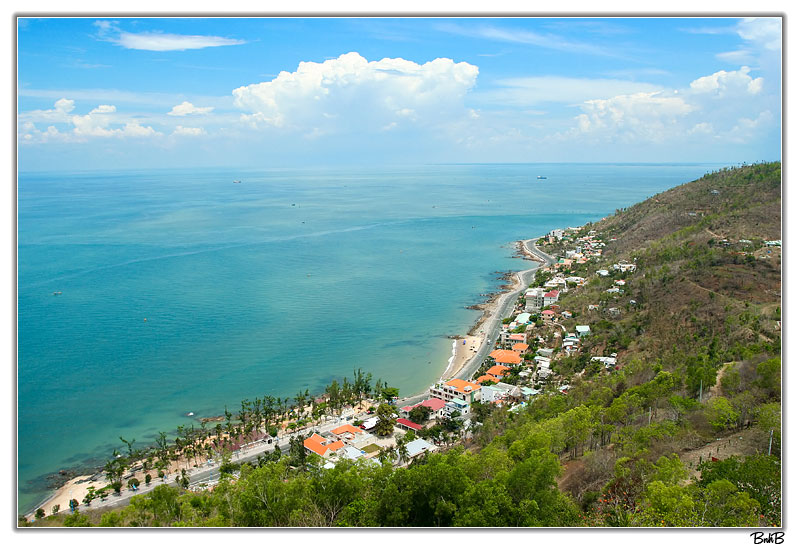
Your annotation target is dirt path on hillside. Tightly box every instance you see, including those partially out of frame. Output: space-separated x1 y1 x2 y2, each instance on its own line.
679 427 761 481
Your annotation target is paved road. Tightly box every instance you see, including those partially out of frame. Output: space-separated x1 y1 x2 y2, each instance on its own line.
397 238 556 408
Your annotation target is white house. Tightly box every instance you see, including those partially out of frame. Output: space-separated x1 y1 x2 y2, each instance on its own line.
576 325 591 337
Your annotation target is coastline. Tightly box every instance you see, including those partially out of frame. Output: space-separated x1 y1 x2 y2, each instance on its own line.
398 236 554 406
25 236 555 520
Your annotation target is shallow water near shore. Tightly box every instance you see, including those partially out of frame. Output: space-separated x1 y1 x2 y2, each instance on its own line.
17 163 724 512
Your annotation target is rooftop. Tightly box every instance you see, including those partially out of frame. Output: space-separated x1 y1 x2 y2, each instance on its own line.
488 349 522 364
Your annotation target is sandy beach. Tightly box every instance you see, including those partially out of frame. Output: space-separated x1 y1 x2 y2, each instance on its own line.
26 237 555 520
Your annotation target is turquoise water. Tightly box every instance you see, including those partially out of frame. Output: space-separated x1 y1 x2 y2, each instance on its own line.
17 163 725 512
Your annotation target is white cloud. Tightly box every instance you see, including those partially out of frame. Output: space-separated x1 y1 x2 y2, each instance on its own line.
94 20 245 51
736 17 781 51
19 98 76 123
232 52 479 134
480 76 663 106
716 49 756 65
689 66 763 97
168 101 215 116
563 65 775 145
172 126 207 136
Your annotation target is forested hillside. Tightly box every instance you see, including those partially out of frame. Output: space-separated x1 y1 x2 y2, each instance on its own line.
30 162 781 528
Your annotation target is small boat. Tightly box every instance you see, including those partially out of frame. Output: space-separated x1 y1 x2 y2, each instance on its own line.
52 291 62 296
537 175 547 179
233 180 241 183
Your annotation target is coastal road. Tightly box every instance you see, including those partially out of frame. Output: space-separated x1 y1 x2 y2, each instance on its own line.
81 413 362 513
396 238 555 408
453 238 556 383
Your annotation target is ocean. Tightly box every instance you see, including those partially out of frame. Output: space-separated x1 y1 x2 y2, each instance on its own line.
17 163 726 513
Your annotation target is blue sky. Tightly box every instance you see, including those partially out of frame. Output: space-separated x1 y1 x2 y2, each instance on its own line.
17 17 782 171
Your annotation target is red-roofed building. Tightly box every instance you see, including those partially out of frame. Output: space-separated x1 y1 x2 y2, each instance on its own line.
543 290 560 306
331 424 364 441
486 364 510 379
512 342 530 354
476 374 499 384
396 418 423 432
488 349 522 365
429 378 482 403
304 433 345 458
541 309 556 322
399 397 449 420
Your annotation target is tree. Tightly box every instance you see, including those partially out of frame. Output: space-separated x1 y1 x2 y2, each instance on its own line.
144 473 152 486
35 508 45 520
756 357 781 399
51 504 60 516
408 405 432 425
705 397 739 432
374 403 396 436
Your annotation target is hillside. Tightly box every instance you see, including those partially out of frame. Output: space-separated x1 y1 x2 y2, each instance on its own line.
24 163 782 528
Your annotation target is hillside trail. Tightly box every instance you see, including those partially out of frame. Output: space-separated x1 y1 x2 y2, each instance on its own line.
679 427 760 481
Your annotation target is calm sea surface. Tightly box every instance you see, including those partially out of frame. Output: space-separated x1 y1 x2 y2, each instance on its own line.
17 163 725 512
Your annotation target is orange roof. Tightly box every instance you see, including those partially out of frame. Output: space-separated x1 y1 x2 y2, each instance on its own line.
486 364 510 377
476 374 499 384
488 349 522 365
303 433 343 457
331 424 362 436
444 378 482 394
513 343 530 352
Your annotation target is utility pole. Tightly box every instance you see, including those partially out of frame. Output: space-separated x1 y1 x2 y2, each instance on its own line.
768 429 774 456
698 379 703 403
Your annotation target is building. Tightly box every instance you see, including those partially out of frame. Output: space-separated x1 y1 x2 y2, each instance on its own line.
429 378 482 403
480 385 506 404
476 374 499 384
330 424 365 442
543 289 560 306
406 438 437 459
400 398 448 420
304 433 345 458
445 398 470 418
525 287 545 311
512 342 530 354
576 325 591 337
396 418 424 432
485 364 511 380
489 349 522 366
541 309 555 322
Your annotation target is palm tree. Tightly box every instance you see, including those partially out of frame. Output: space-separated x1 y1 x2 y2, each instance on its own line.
395 437 409 466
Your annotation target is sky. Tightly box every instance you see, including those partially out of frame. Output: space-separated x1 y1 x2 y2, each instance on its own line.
17 16 782 171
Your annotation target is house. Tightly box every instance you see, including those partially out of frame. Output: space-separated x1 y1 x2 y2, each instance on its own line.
480 385 506 404
525 287 545 311
488 349 522 366
591 356 617 369
541 309 556 322
501 331 527 348
534 355 551 367
561 311 573 318
429 378 482 403
543 290 560 306
512 342 530 354
536 347 554 358
549 228 564 240
606 287 620 294
597 269 609 277
396 418 424 432
545 277 568 290
476 374 499 384
399 398 448 420
406 438 437 459
331 424 365 442
566 276 585 286
575 325 591 337
615 279 626 286
339 446 367 461
446 398 470 418
304 433 345 458
486 364 511 380
588 304 599 311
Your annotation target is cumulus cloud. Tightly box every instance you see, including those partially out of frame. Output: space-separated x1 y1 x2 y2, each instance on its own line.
564 65 774 145
20 101 161 142
232 52 479 133
94 20 245 51
688 66 763 96
168 101 214 116
736 17 781 51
